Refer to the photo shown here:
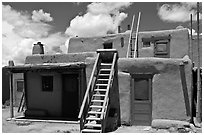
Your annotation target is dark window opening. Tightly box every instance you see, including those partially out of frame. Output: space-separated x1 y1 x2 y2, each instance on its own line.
103 42 113 49
17 80 24 92
121 37 124 48
143 41 154 47
42 76 53 92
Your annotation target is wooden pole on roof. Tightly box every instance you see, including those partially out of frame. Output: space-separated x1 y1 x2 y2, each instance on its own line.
8 60 14 118
190 14 194 123
134 12 141 58
196 2 201 123
126 15 135 58
190 14 193 61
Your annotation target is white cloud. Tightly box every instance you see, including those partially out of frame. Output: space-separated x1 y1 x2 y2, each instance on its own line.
65 2 132 37
87 2 131 15
32 9 53 22
2 5 67 66
158 2 202 22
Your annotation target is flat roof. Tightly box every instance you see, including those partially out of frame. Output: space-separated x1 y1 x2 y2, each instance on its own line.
4 62 86 73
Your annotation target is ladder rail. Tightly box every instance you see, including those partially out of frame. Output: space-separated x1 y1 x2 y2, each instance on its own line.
126 15 135 58
133 12 141 58
78 53 100 122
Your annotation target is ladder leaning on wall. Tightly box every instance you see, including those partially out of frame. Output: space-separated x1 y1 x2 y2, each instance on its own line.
126 12 141 58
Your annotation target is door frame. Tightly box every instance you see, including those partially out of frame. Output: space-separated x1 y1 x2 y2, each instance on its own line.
130 74 153 125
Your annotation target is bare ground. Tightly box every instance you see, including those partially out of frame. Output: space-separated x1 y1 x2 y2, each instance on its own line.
2 106 202 133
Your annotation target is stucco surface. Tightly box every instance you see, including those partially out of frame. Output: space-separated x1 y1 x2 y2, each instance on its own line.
26 72 62 117
25 52 96 64
117 57 192 122
85 56 192 123
68 28 189 58
118 72 131 124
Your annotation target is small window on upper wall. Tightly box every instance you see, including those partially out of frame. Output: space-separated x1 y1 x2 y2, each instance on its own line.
17 80 24 92
103 42 113 49
42 76 53 92
154 40 169 55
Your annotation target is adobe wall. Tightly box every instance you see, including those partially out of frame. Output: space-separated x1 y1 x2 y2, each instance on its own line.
68 28 189 58
26 72 62 117
25 52 96 64
86 56 192 124
118 56 192 124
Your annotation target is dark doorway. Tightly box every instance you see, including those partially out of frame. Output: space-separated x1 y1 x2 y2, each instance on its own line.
62 74 79 120
103 42 113 49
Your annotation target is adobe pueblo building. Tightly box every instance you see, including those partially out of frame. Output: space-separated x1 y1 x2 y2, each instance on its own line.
5 28 194 133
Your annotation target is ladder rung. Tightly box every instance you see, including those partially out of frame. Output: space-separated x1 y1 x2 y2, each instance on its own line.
97 79 109 81
96 84 108 86
100 69 111 71
86 117 100 121
88 111 103 114
93 94 105 97
82 129 101 133
84 123 102 128
91 100 104 102
98 74 109 76
90 105 104 108
94 89 107 91
101 63 112 66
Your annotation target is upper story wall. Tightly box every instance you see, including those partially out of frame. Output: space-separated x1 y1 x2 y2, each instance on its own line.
68 28 189 58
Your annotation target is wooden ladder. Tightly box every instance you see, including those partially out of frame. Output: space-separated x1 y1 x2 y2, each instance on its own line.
79 50 118 133
126 12 141 58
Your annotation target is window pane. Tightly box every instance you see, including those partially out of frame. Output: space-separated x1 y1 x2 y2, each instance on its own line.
42 76 53 92
134 79 149 100
156 43 167 52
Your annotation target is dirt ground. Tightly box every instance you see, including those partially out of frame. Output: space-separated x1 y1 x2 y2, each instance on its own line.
2 106 202 133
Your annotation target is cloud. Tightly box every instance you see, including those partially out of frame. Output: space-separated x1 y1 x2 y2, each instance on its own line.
65 2 132 37
158 2 202 22
2 5 67 66
32 9 53 22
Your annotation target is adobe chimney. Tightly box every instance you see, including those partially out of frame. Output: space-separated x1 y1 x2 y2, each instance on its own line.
32 42 44 55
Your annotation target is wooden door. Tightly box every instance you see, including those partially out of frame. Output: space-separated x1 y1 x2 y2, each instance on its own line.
62 74 79 120
131 75 152 126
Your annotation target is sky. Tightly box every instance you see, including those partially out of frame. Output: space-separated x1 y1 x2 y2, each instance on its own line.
1 1 202 66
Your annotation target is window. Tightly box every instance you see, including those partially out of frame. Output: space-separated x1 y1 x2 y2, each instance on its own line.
17 80 24 92
103 42 113 49
42 76 53 92
154 40 169 54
